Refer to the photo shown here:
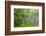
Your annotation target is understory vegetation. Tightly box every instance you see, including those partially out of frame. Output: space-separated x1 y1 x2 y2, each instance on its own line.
14 8 39 27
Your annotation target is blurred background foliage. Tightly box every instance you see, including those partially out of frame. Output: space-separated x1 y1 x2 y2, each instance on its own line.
14 8 39 27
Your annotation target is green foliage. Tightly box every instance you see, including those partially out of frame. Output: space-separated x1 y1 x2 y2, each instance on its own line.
14 8 39 27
